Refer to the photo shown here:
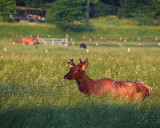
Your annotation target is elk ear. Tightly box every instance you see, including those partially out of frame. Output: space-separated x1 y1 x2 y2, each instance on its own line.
82 60 88 70
67 62 74 67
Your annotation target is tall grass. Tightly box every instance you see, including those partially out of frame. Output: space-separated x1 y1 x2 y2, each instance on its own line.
0 39 160 127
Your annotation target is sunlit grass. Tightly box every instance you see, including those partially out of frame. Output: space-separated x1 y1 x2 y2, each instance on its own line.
0 39 160 127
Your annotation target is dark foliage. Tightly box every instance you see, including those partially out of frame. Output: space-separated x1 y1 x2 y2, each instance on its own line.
1 0 160 26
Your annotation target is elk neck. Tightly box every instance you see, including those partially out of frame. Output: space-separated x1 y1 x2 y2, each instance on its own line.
75 71 94 95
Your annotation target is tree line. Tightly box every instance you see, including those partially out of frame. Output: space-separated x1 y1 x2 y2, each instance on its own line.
1 0 160 31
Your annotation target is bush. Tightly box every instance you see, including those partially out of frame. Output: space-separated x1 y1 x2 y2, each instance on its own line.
133 14 154 26
68 22 94 32
131 5 155 26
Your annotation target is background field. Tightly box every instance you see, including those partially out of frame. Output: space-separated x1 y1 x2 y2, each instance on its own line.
1 18 160 41
0 21 160 128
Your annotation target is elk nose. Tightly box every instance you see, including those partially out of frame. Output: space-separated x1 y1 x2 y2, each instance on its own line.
64 75 68 80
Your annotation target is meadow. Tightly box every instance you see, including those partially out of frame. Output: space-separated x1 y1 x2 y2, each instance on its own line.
0 38 160 128
0 18 160 41
0 20 160 127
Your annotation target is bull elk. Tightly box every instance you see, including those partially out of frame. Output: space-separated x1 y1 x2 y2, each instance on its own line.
64 58 152 100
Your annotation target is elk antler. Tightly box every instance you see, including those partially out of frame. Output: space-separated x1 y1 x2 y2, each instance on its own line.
79 58 88 64
67 59 76 67
79 59 83 64
84 58 88 63
78 58 89 67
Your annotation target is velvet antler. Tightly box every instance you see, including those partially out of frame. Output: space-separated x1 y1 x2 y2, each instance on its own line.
79 58 88 64
79 59 83 64
78 58 88 70
67 59 76 67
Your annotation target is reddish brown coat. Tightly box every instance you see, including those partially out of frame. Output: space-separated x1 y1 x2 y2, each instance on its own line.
64 58 152 100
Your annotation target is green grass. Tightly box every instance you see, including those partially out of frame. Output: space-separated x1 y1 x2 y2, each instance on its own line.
0 39 160 128
0 22 66 39
0 17 160 41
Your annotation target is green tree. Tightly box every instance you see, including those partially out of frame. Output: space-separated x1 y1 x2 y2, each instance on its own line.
90 1 111 17
130 0 160 25
85 0 99 22
46 0 93 32
86 0 101 20
117 0 138 18
21 0 55 9
0 0 16 22
117 0 160 19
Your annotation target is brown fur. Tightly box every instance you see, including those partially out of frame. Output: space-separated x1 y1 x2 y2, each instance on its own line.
64 58 152 100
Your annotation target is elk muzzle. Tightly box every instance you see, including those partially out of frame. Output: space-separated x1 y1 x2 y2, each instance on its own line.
64 71 77 80
64 73 70 81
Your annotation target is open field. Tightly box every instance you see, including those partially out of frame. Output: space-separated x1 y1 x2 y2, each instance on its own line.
0 18 160 41
0 38 160 127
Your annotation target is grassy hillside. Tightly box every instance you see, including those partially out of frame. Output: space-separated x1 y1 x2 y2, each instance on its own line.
0 17 160 41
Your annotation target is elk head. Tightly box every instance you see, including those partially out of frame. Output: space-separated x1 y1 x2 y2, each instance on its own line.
64 58 88 80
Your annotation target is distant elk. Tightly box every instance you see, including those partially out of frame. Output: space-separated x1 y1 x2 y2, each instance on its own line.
22 34 39 45
64 58 152 100
80 43 87 49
